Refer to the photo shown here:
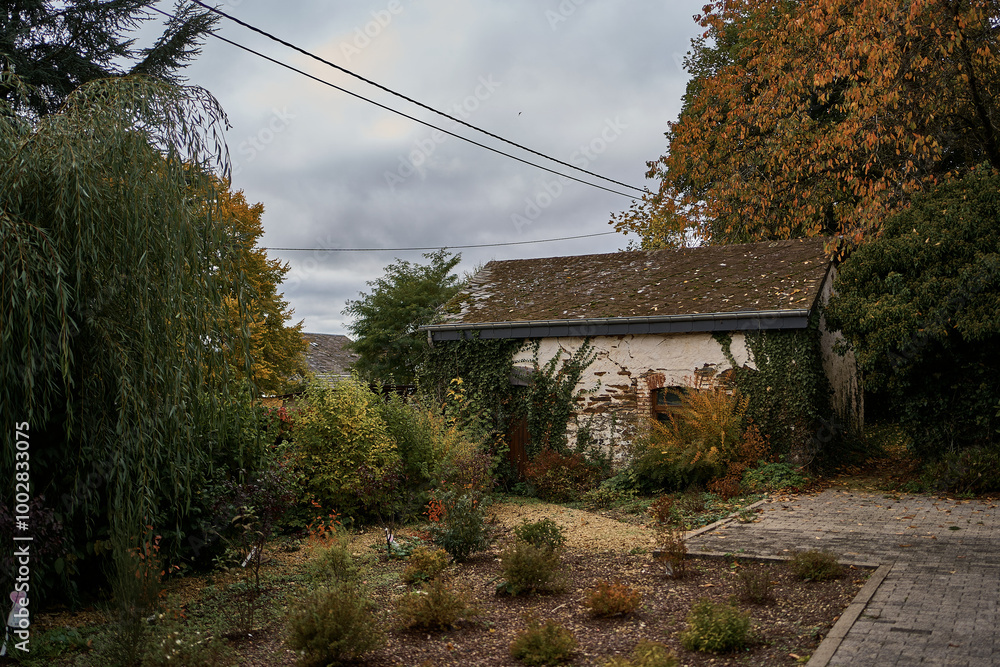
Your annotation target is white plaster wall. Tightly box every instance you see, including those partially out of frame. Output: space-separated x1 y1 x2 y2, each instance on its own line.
519 333 751 395
514 333 751 458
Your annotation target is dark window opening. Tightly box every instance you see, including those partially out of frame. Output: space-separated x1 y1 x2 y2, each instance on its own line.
653 386 687 423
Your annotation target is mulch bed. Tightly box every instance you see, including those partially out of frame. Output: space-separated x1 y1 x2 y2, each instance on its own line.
355 550 868 667
30 500 868 667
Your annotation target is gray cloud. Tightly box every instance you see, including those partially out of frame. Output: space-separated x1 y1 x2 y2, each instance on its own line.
173 0 704 334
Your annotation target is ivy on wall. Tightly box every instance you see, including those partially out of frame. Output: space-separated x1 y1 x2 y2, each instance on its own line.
519 339 598 458
421 335 523 435
714 320 833 462
420 335 598 466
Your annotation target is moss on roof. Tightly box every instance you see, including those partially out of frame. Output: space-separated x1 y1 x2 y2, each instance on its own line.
434 238 832 325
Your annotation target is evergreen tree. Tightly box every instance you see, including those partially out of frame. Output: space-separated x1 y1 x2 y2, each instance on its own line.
0 0 217 116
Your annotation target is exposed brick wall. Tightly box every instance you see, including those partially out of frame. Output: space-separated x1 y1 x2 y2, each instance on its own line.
637 372 667 421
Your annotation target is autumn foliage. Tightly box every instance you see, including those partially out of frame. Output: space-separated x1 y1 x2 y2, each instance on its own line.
209 177 307 394
617 0 1000 249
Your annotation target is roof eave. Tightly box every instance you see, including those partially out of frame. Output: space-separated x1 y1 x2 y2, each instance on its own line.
422 309 813 342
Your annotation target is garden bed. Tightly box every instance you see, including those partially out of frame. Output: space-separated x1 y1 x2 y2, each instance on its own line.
29 498 867 666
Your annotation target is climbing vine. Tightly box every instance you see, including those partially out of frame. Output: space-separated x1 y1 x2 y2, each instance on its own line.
714 319 832 462
420 335 598 473
519 339 598 458
420 335 523 440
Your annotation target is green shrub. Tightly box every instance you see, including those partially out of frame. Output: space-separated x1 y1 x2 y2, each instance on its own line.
395 576 477 630
513 518 566 553
286 583 384 666
429 491 490 562
290 377 400 520
524 448 601 502
679 599 751 653
402 546 450 584
921 446 1000 494
582 485 637 510
379 393 493 499
823 170 1000 459
737 565 775 605
498 540 563 595
378 394 441 494
308 533 359 584
585 580 642 617
741 461 808 493
604 641 678 667
790 550 842 581
510 618 577 665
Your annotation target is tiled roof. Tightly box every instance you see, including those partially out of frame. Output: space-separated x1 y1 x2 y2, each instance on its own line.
302 333 358 377
432 238 832 326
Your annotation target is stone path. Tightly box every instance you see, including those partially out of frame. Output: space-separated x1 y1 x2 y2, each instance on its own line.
685 488 1000 666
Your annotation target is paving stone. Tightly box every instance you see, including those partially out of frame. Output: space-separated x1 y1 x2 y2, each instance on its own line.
687 489 1000 666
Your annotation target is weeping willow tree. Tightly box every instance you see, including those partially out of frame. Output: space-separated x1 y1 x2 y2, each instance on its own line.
0 74 256 595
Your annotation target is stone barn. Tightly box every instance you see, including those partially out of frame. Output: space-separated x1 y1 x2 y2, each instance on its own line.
422 238 862 462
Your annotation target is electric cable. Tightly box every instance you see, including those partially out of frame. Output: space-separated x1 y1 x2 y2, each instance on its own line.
265 230 620 252
190 0 646 194
150 5 637 198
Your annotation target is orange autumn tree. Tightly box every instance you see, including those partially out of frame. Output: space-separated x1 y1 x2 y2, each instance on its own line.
211 178 307 394
616 0 1000 249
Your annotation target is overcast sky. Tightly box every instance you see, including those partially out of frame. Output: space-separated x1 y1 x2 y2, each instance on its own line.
160 1 706 335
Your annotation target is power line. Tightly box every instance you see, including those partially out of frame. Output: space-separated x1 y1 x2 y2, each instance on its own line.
150 7 636 199
190 0 646 194
265 230 620 252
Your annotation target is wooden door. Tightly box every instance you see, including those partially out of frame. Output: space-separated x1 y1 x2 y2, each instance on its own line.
506 417 529 477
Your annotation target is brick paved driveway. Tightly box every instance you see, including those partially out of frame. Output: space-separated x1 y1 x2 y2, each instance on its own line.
686 488 1000 666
